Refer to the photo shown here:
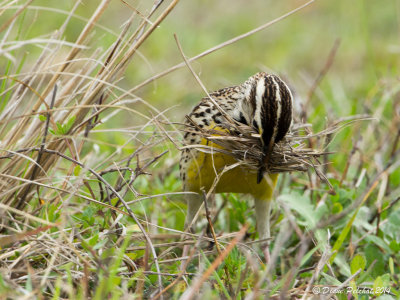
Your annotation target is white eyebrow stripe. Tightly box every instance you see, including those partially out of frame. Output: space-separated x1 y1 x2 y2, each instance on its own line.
254 76 265 132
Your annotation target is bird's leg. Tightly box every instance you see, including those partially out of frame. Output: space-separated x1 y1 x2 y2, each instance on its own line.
254 173 278 263
181 192 203 270
185 192 203 231
254 197 272 263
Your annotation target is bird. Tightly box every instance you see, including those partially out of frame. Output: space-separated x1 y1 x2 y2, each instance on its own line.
180 72 293 258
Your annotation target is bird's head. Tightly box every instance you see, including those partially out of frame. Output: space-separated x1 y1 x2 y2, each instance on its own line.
233 72 293 182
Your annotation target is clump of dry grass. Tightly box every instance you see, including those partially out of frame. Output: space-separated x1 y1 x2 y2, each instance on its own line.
0 0 179 210
0 0 180 297
185 114 372 189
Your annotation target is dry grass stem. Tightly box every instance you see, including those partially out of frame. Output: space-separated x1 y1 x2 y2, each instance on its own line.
184 115 373 190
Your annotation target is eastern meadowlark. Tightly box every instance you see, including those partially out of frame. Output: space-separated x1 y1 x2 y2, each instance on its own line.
180 72 293 255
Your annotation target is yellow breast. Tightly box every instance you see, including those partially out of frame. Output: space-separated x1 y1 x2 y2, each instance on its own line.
184 126 277 200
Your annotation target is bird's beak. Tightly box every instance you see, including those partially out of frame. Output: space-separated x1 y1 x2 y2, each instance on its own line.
257 128 266 184
257 128 275 184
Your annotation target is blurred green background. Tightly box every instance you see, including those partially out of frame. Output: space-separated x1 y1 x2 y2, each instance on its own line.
6 0 398 116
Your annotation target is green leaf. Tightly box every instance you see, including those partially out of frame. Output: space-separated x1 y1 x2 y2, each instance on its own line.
201 251 231 300
334 252 352 277
381 273 391 287
351 254 366 275
64 115 76 133
320 272 342 286
39 115 47 122
332 202 343 214
330 190 376 264
278 193 317 227
330 214 356 264
358 254 382 284
389 240 400 252
93 238 108 250
373 276 384 296
388 209 400 226
50 277 62 300
349 280 358 300
389 257 394 275
74 165 81 176
365 235 391 253
25 274 32 292
88 234 99 247
300 244 322 268
56 122 64 135
365 244 385 277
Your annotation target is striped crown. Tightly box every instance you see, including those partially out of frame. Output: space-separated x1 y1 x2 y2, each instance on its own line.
232 72 293 181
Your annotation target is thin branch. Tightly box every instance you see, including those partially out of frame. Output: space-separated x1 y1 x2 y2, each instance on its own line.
16 84 58 209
